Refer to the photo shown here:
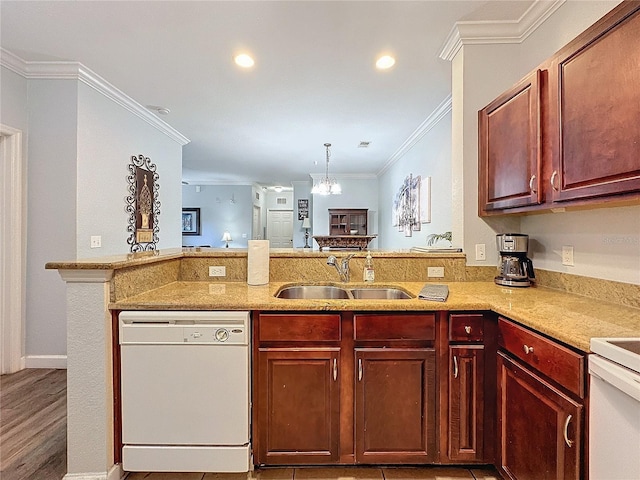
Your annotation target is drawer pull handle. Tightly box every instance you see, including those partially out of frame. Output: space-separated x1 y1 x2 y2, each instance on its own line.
453 355 459 379
529 174 537 193
464 325 472 334
358 358 363 381
564 414 574 448
523 344 534 355
550 171 559 191
333 358 337 382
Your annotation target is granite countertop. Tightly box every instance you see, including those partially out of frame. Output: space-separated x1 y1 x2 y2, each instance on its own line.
111 280 640 352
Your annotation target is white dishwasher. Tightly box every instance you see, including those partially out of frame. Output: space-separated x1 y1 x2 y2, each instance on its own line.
119 310 250 473
589 337 640 480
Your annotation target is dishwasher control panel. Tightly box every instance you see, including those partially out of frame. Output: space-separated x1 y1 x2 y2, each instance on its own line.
183 326 246 344
119 311 249 345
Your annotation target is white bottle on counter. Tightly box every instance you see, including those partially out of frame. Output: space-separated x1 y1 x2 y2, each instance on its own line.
363 251 375 282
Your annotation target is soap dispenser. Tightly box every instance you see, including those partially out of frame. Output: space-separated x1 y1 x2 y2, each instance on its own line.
363 251 375 282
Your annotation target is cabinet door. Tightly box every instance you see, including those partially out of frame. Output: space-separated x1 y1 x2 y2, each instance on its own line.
478 69 542 214
497 352 583 480
354 348 436 464
449 345 484 462
548 3 640 202
255 349 340 465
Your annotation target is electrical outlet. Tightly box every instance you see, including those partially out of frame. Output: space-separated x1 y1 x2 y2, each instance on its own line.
427 266 444 278
562 246 574 266
475 243 486 261
90 235 101 248
209 266 226 277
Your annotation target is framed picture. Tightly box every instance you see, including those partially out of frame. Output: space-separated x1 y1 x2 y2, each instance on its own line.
126 154 160 252
182 208 201 235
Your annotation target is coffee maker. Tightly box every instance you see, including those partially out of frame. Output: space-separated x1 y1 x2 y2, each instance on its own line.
495 233 535 287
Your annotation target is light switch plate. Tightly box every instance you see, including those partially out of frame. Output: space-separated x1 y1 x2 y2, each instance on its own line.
427 266 444 278
209 266 226 277
562 246 574 266
475 243 486 261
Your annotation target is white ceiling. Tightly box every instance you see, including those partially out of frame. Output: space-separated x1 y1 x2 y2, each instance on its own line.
1 0 534 187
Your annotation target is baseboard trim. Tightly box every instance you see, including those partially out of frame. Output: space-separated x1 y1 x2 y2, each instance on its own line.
64 473 107 480
25 354 67 369
63 464 124 480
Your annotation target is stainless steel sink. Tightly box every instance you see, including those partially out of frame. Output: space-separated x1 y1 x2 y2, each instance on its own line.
275 284 413 300
350 287 413 300
275 285 350 299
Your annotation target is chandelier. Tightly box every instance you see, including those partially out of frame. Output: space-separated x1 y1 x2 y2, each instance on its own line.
311 143 342 195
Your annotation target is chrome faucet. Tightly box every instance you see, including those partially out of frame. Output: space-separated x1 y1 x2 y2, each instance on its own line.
327 254 355 283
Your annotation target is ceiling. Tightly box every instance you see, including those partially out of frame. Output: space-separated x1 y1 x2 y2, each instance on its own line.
1 0 534 188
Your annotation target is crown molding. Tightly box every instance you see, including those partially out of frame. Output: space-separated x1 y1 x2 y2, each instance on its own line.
0 48 190 146
439 0 566 61
377 94 452 177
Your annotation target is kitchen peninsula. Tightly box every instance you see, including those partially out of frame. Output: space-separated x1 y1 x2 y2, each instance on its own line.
48 248 640 479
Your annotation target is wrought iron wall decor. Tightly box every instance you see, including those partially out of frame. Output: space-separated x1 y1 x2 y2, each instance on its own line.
126 154 161 251
392 174 431 237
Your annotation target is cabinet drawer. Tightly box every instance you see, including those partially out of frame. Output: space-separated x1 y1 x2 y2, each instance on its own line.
258 314 341 342
449 314 484 342
354 313 435 341
498 317 585 398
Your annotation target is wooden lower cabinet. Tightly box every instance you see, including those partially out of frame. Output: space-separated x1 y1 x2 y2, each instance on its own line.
448 345 484 462
255 348 340 464
497 352 583 480
355 348 436 463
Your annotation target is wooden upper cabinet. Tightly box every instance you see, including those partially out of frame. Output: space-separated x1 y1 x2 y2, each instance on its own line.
478 69 542 214
548 2 640 202
479 2 640 215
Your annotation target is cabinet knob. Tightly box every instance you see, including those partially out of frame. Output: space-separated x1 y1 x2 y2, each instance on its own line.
550 171 559 192
529 174 537 194
464 325 472 334
523 344 534 355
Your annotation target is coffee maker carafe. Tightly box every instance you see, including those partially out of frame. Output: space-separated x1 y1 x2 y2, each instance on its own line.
495 234 535 287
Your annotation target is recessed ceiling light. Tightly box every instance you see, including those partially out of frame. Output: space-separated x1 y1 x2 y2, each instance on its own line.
376 55 396 70
234 54 255 68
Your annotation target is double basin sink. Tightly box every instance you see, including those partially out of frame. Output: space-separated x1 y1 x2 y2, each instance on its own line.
275 284 413 300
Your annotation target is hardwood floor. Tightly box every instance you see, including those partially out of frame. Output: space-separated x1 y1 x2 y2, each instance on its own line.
0 368 67 480
0 369 501 480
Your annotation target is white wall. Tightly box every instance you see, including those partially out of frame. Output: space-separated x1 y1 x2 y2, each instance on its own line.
76 82 183 258
26 79 79 360
454 0 640 284
525 206 640 284
1 63 187 361
292 180 312 248
182 184 253 248
378 110 454 250
310 175 379 249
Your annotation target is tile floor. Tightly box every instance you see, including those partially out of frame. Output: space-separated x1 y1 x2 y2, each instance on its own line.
125 466 502 480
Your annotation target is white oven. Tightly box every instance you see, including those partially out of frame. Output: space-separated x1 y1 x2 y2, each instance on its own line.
589 338 640 480
119 311 250 473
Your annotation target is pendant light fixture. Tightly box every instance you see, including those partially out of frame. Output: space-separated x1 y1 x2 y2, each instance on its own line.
311 143 342 195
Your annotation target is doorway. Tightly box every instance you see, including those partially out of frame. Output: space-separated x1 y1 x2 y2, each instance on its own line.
266 210 293 248
252 205 262 239
1 125 25 374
